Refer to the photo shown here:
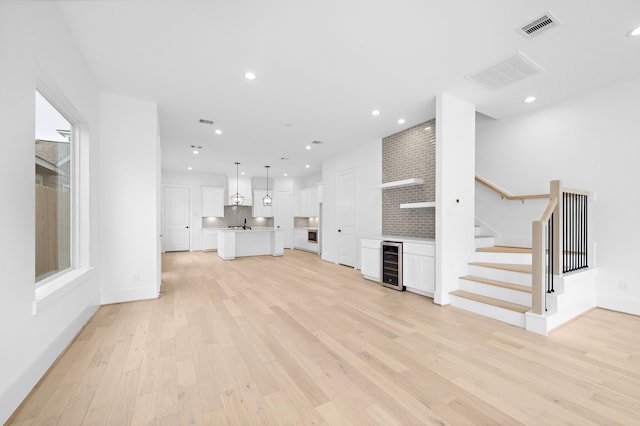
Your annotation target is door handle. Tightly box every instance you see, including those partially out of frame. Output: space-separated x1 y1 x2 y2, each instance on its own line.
186 226 189 229
338 229 342 232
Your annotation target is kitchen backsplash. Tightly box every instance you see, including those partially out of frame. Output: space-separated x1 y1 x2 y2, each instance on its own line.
294 217 319 228
202 205 274 229
382 119 436 238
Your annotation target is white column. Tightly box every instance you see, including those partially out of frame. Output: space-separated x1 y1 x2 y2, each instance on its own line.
434 93 476 305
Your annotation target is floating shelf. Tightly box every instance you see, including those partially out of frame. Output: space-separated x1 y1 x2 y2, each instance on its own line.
376 178 424 189
400 202 436 209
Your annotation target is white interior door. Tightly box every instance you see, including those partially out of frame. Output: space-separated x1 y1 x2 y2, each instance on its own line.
337 170 356 266
275 190 293 248
164 186 190 252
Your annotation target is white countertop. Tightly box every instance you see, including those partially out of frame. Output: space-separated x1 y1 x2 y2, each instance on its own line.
363 235 435 244
218 228 279 233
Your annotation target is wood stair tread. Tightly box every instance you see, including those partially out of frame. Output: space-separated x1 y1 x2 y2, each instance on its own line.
476 245 532 254
470 262 532 274
450 290 530 313
459 275 532 293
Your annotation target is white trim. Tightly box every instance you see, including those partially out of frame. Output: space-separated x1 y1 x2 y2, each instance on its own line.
33 267 93 315
101 286 159 305
597 294 640 316
1 304 99 424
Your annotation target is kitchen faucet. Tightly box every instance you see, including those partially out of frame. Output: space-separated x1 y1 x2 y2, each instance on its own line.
243 218 251 230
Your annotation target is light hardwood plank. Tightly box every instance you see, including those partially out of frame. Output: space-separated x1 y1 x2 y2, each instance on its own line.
8 250 640 425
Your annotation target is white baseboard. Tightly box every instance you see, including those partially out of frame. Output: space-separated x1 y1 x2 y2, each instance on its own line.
597 294 640 316
1 303 99 424
101 285 158 305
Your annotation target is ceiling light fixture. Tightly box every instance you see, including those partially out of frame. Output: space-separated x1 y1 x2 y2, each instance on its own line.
263 166 272 207
524 96 536 103
244 71 257 80
192 150 199 154
371 109 381 116
191 144 202 154
398 118 405 124
284 173 288 177
187 166 192 170
305 164 310 168
305 145 311 150
627 26 640 37
241 171 246 175
215 129 222 135
230 162 245 206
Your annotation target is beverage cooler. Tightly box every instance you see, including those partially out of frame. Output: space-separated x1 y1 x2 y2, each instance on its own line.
381 241 404 291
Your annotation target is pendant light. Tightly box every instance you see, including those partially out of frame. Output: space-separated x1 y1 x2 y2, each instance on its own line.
263 165 272 207
230 162 245 205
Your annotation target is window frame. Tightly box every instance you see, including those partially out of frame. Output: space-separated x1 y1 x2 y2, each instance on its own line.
33 80 92 312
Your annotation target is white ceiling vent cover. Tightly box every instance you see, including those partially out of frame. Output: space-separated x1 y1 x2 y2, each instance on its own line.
466 52 544 91
518 12 559 39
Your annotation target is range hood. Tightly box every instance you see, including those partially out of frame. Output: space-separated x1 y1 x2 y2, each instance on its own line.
226 175 253 206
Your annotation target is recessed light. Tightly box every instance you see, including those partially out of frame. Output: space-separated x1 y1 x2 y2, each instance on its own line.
371 109 381 116
398 118 405 124
305 145 311 150
284 173 288 177
215 129 222 135
524 96 536 103
192 150 199 155
627 26 640 37
187 166 192 170
305 164 310 168
241 171 246 175
244 71 256 80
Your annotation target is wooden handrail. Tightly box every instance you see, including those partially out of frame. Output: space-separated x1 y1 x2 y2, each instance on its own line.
539 197 558 223
475 176 549 200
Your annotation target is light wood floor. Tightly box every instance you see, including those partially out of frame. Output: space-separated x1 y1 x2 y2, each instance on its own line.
10 250 640 425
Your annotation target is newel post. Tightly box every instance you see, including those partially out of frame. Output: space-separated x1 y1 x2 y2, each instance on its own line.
531 220 544 315
550 180 562 275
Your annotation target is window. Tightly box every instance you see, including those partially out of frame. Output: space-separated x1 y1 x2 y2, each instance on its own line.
35 90 73 283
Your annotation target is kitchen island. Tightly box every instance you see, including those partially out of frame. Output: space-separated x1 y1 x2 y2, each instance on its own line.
217 228 284 260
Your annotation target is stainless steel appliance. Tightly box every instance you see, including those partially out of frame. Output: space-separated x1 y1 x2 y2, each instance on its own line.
381 241 404 291
308 229 318 243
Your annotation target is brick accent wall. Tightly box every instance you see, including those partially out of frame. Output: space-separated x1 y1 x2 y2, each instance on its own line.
382 119 435 238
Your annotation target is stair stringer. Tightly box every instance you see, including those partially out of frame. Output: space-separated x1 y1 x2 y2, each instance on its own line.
525 268 598 335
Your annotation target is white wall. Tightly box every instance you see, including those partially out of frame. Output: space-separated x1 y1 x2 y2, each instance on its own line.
99 93 160 304
476 77 640 315
162 170 227 250
322 140 382 267
0 3 101 422
435 93 476 305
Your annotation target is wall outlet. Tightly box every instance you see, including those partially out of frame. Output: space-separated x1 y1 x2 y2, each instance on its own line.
618 280 629 291
133 272 140 282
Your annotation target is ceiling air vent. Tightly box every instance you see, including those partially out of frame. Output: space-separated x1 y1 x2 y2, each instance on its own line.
466 52 544 91
199 119 214 125
311 140 324 145
518 12 559 39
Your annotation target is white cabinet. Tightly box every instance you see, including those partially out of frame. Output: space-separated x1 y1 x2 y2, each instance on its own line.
403 243 435 294
293 229 318 253
203 230 218 251
202 187 225 217
297 186 319 217
361 239 381 282
252 189 274 217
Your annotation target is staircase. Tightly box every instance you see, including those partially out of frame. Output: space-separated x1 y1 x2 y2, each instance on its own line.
450 227 534 328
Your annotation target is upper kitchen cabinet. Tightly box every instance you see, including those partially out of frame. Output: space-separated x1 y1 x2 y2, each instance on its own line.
202 186 225 217
299 185 320 217
252 189 274 217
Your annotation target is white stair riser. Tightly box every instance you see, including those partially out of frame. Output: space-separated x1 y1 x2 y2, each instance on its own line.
468 265 532 286
459 279 532 307
450 295 526 328
474 237 495 248
473 251 532 265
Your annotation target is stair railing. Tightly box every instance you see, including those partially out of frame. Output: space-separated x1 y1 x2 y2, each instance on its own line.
532 180 589 314
475 176 549 201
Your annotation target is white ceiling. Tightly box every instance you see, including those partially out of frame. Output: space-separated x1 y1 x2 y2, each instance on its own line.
54 0 640 178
